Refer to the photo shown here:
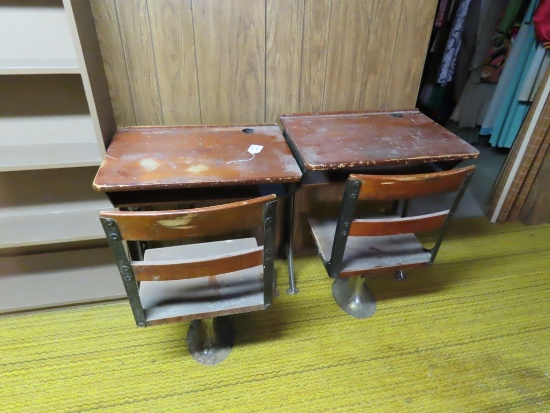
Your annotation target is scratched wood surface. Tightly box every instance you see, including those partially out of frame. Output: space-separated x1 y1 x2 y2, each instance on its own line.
281 110 480 170
93 125 302 192
283 111 478 254
352 166 476 201
100 195 275 239
349 212 449 237
90 0 438 126
132 247 263 281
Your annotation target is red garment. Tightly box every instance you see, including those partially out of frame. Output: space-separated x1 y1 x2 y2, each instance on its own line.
534 0 550 46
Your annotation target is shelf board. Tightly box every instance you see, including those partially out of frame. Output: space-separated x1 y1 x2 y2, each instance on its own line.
0 0 77 64
0 168 113 247
0 142 102 172
0 58 80 75
0 200 111 249
0 75 99 150
0 247 126 314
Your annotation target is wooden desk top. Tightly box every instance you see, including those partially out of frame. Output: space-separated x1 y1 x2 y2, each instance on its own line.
93 125 302 192
280 110 479 171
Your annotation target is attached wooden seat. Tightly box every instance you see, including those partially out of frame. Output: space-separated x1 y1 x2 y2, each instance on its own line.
309 166 475 318
100 195 277 364
139 238 265 324
309 218 432 276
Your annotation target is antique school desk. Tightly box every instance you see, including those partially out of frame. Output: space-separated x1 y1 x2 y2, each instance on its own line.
280 109 480 291
280 109 479 174
93 124 303 292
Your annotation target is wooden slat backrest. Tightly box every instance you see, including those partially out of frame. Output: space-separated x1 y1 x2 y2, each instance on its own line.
100 194 276 241
131 246 263 281
351 165 475 201
349 210 449 237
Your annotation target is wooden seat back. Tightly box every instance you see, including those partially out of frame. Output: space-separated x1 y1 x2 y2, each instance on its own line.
348 166 474 237
101 195 276 281
352 166 475 201
100 195 275 241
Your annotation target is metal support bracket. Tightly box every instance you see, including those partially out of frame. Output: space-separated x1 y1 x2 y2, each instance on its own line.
327 179 361 278
100 217 147 327
263 200 277 306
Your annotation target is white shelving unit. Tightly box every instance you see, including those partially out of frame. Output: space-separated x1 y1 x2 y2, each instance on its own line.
0 0 125 313
0 75 102 171
0 248 125 313
0 168 113 248
0 0 79 73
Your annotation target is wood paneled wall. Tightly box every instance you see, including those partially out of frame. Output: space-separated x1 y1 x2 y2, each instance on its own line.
91 0 438 127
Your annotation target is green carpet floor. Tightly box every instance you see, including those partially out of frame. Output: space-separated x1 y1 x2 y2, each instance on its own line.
1 218 549 412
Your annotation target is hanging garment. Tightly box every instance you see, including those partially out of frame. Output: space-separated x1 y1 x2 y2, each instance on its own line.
437 0 473 85
529 52 550 99
481 8 533 135
480 0 525 83
518 44 548 101
488 40 537 147
435 0 450 27
453 0 482 98
450 0 509 133
487 0 540 148
533 0 550 44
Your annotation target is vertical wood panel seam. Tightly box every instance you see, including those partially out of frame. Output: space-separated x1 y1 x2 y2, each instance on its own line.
145 0 165 124
321 0 333 109
190 0 203 123
113 0 138 124
383 0 404 108
297 0 307 111
357 0 376 107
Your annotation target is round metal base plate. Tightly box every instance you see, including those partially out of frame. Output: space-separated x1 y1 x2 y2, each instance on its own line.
332 277 376 318
286 286 300 295
186 317 235 365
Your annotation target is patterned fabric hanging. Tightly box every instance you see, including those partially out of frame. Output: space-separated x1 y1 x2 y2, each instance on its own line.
437 0 473 85
480 0 525 84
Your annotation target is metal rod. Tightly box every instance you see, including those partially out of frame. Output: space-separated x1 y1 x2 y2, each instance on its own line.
352 276 365 296
286 187 299 294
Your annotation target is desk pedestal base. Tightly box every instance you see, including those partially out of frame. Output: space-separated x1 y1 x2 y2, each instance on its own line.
332 277 376 318
187 317 235 365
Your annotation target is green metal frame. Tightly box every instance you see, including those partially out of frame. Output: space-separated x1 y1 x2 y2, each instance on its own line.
428 170 474 264
100 217 147 327
325 178 361 278
262 200 277 308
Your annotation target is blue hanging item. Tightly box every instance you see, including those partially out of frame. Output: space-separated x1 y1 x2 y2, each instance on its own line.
491 44 537 147
486 0 539 148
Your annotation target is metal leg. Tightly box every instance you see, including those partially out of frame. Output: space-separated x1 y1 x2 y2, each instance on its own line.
332 276 376 318
286 188 299 294
395 270 407 281
186 317 235 365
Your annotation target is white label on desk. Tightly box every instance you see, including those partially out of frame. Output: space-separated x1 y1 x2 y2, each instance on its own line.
248 145 263 154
